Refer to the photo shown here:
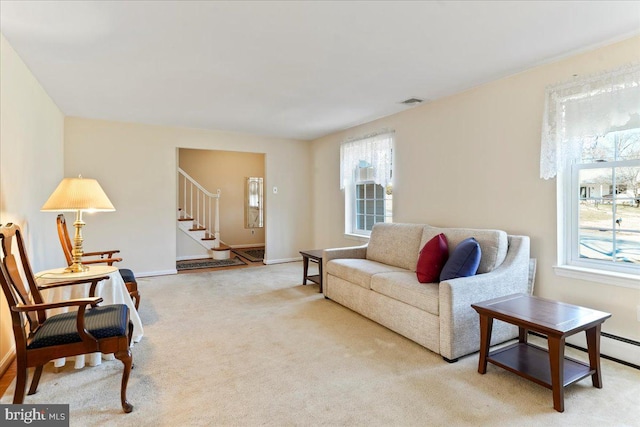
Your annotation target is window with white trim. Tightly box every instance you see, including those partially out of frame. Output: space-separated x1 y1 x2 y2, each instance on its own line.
541 64 640 281
340 132 393 236
571 129 640 272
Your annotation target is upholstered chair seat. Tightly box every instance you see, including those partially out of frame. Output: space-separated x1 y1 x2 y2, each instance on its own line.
28 304 129 349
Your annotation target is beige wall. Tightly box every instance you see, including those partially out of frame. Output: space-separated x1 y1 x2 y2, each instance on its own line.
64 118 312 274
179 149 266 251
311 36 640 360
0 34 65 373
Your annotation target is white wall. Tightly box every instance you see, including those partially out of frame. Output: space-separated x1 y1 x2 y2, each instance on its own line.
0 34 65 373
64 118 312 275
310 36 640 362
176 228 209 260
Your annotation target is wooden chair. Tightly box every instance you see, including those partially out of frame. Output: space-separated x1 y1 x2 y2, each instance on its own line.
56 214 140 310
0 223 134 412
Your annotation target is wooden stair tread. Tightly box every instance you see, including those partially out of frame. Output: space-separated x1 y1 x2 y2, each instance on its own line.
189 227 206 231
201 236 217 241
177 217 193 221
212 244 231 251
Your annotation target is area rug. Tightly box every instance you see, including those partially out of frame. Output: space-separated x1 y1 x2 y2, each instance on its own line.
232 248 264 262
2 263 639 426
176 256 246 271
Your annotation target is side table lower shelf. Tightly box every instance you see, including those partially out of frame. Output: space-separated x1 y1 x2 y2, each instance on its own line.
306 274 321 285
488 342 594 389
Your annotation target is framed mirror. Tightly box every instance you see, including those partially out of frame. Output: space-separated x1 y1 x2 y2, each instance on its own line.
245 177 264 228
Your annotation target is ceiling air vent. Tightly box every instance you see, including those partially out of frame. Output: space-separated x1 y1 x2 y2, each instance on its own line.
400 98 424 106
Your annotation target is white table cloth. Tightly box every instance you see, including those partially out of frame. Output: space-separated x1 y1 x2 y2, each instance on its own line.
35 265 144 369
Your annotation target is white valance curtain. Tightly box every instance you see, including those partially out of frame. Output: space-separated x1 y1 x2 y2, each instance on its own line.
540 63 640 179
340 131 394 189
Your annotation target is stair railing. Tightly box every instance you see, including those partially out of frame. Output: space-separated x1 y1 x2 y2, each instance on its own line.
177 168 221 246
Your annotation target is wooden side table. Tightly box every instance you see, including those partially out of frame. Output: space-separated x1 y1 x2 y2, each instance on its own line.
299 249 323 293
471 293 611 412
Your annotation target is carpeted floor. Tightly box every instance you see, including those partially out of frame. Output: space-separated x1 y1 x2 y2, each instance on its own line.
2 262 639 426
176 256 246 271
232 248 264 262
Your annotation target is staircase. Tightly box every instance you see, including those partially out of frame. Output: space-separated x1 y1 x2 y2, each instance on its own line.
177 168 230 260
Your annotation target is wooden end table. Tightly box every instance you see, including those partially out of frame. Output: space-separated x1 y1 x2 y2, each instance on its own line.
471 293 611 412
299 249 323 293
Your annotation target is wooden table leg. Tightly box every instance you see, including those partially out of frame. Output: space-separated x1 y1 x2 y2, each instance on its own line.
519 326 528 343
302 256 309 285
478 314 493 374
318 260 323 293
586 324 603 388
547 335 566 412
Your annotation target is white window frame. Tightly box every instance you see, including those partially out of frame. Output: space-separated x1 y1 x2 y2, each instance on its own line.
340 132 394 238
542 64 640 289
555 136 640 290
351 178 391 237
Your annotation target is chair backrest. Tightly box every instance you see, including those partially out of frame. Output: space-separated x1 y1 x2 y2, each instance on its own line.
0 223 47 347
56 214 74 266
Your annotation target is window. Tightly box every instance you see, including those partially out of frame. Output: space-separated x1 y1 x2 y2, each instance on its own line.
571 129 640 272
354 179 392 233
340 132 393 236
541 63 640 284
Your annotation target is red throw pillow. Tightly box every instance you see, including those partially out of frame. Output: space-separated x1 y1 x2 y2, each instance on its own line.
416 233 449 283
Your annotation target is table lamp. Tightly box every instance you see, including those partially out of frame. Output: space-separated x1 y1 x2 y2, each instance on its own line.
41 175 115 273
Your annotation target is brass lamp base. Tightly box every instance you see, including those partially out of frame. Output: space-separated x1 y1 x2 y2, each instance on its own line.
64 263 89 273
67 209 89 273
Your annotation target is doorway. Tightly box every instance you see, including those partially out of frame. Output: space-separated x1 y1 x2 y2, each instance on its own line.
177 148 266 265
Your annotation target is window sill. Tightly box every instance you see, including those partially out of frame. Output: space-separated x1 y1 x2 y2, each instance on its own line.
553 265 640 290
344 232 370 243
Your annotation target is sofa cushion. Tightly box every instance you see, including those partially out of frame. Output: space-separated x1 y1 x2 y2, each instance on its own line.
366 223 425 271
327 258 406 290
371 272 439 315
439 237 481 281
420 226 507 274
416 233 449 283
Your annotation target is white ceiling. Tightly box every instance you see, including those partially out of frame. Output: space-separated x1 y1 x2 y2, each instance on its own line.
1 1 639 141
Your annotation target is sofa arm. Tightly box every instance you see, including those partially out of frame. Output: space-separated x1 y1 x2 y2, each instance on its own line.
439 235 530 360
322 245 368 294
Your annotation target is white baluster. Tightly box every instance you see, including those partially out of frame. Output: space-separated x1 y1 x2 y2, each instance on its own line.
215 189 221 243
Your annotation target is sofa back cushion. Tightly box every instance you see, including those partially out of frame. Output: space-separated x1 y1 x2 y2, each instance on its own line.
420 226 508 274
366 223 425 271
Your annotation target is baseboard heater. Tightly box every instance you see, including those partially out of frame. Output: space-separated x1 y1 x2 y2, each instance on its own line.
529 331 640 371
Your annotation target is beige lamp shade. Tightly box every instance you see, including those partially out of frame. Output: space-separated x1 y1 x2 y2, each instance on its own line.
41 177 115 212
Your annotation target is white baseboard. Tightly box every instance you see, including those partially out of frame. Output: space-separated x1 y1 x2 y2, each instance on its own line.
566 332 640 367
601 335 640 366
136 269 178 277
264 257 302 265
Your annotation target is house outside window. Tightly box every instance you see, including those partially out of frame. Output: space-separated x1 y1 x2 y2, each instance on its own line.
541 63 640 287
340 132 394 237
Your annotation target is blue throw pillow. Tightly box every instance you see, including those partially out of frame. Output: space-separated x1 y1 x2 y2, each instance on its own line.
439 237 481 281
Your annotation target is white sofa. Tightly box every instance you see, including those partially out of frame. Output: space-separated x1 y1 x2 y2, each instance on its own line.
322 223 531 362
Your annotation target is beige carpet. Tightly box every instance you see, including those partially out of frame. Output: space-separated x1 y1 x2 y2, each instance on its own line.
2 262 639 426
